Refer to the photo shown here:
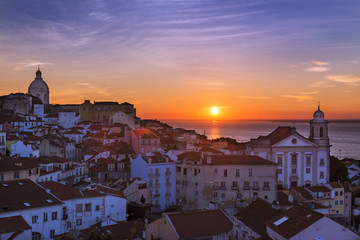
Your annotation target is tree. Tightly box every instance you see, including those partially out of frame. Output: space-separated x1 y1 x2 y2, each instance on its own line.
330 155 349 182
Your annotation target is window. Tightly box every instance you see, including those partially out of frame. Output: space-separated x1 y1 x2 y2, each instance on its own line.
44 213 48 222
224 169 228 177
213 192 218 197
32 232 41 240
50 229 55 239
177 166 181 173
221 181 226 188
253 192 258 200
194 169 197 176
291 154 297 166
335 191 338 196
221 193 225 198
232 181 238 187
85 203 92 216
335 201 338 205
76 204 83 217
214 168 218 174
306 155 311 167
320 171 324 179
277 168 282 174
340 191 343 196
14 171 19 179
142 140 145 145
277 156 283 166
183 168 187 176
236 169 240 177
76 219 82 226
292 168 297 174
51 211 57 220
340 200 343 205
320 158 325 166
248 168 252 177
263 182 269 189
306 168 311 174
32 215 38 224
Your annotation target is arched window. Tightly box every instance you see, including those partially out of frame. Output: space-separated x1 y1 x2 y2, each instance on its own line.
291 154 297 166
320 127 324 137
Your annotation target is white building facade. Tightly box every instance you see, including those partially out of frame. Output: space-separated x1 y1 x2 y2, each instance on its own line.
246 107 330 189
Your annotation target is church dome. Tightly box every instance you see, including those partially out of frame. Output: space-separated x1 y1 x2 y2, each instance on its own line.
28 68 50 104
313 105 325 121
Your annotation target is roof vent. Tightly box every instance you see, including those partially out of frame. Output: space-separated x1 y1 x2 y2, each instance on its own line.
18 182 24 186
2 184 9 187
46 199 53 203
306 214 312 218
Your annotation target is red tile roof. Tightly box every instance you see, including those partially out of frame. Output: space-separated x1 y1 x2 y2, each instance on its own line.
235 199 281 237
292 187 315 201
306 186 331 193
265 205 324 239
39 181 104 200
0 215 31 233
167 209 233 238
80 219 145 239
0 179 63 213
132 129 159 139
206 155 277 166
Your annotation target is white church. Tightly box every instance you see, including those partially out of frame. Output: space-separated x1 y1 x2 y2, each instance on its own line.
246 106 330 189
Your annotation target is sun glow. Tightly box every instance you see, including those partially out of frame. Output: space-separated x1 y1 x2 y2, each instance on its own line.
211 107 219 115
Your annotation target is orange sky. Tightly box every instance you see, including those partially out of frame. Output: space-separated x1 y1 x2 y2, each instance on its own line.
0 1 360 120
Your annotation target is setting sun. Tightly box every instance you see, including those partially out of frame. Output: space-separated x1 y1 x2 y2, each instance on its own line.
211 107 219 115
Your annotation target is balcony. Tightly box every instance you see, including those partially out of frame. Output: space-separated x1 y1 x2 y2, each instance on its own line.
220 186 227 190
252 186 260 190
243 186 250 190
212 186 220 190
263 186 270 190
231 186 239 190
148 173 160 178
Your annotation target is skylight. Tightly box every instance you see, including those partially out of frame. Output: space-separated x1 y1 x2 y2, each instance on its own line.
23 202 31 207
46 199 53 203
274 216 289 226
2 184 8 187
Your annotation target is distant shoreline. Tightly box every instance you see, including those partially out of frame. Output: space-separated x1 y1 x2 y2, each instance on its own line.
161 119 360 123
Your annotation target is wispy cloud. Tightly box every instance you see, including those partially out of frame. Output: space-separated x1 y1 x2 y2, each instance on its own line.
281 95 314 101
237 96 270 99
13 61 53 71
327 75 360 85
310 81 336 88
306 66 330 72
299 91 318 95
312 61 329 66
305 60 330 72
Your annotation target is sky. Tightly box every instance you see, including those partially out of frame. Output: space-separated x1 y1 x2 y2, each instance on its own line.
0 0 360 120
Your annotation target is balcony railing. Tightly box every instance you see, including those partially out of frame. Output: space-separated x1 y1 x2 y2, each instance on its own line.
220 186 227 190
252 186 260 190
263 186 270 190
231 186 239 190
148 173 160 178
243 186 250 190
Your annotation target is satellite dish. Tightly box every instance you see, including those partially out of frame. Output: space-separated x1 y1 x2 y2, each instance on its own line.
288 194 294 203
